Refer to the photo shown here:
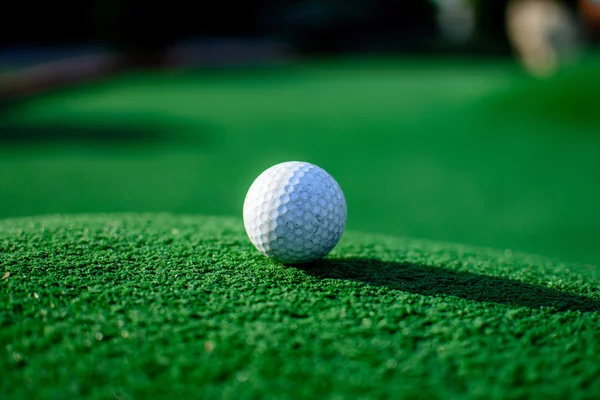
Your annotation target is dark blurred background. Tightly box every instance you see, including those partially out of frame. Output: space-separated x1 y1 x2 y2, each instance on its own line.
1 1 597 62
2 0 600 93
1 0 599 265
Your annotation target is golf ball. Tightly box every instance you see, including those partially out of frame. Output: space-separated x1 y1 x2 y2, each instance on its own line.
243 161 347 264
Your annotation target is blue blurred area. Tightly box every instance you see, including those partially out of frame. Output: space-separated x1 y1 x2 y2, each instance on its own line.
0 45 107 70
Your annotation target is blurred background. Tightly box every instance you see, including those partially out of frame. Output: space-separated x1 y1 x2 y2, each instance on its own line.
1 0 599 265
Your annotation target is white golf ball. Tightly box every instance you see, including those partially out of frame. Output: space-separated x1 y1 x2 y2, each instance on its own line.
243 161 347 264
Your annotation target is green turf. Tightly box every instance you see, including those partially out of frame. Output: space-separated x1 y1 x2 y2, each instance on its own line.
1 213 599 399
1 57 599 266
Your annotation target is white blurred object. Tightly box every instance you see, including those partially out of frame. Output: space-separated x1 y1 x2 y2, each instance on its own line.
434 0 477 45
506 0 583 77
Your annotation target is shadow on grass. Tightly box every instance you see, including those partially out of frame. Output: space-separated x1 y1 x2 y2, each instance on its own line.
297 258 599 313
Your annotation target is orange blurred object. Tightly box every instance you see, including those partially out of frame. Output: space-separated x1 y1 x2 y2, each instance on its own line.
579 0 600 30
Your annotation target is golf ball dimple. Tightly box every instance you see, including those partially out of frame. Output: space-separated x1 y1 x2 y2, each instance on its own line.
243 161 347 264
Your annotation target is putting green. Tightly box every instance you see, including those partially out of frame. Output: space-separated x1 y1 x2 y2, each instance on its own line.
2 214 598 399
1 57 599 265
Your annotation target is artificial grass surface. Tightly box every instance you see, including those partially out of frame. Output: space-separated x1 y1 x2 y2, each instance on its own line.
0 57 599 265
1 213 599 399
